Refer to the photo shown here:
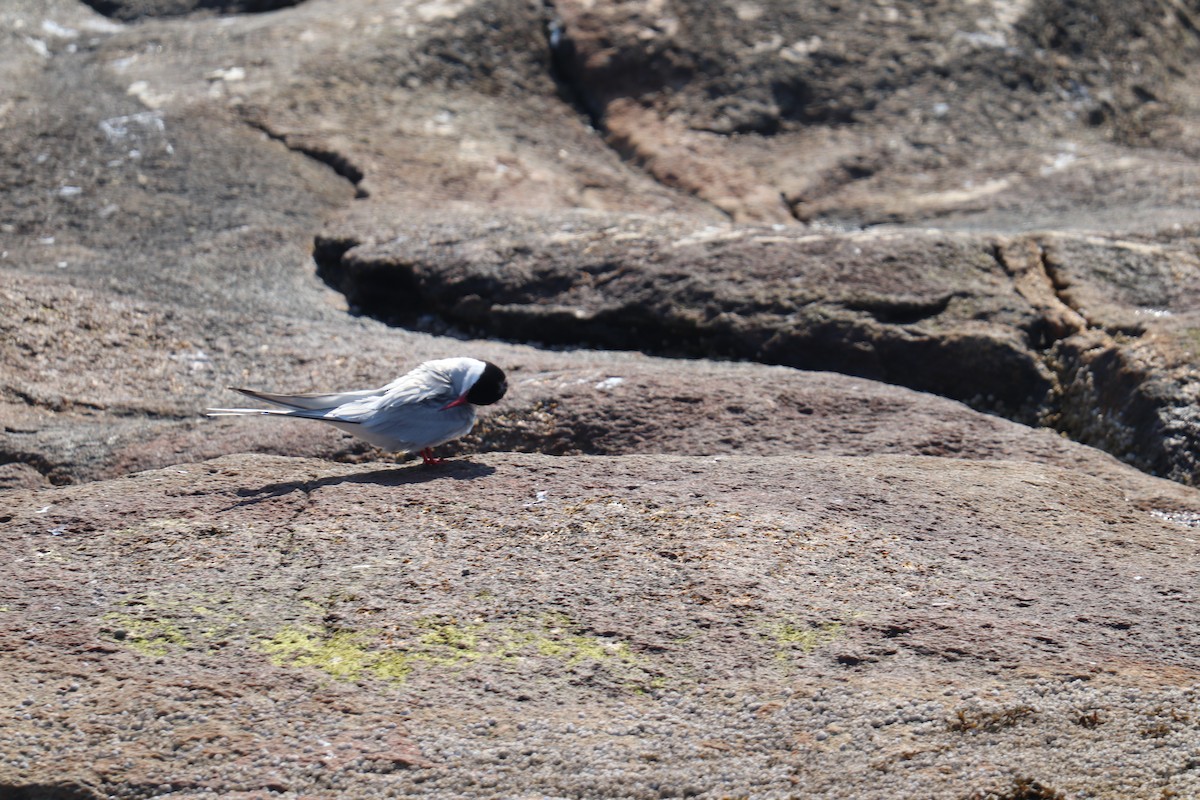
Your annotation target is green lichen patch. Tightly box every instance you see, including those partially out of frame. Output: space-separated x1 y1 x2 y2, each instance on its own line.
260 626 413 681
99 592 247 658
519 618 636 666
769 620 844 661
261 613 649 686
102 611 192 657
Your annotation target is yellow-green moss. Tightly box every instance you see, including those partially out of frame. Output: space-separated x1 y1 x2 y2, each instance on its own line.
771 621 843 660
417 618 482 654
260 626 413 681
533 629 634 664
261 613 645 684
102 612 191 657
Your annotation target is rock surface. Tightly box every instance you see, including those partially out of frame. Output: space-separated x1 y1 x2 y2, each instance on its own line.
3 0 1199 480
4 453 1200 799
3 0 1200 797
319 214 1200 482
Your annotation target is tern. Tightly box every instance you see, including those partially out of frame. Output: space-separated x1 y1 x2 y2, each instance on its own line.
207 357 507 465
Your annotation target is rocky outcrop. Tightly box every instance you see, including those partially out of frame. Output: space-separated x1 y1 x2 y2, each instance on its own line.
4 0 1200 797
4 452 1200 798
4 266 1189 501
316 216 1200 482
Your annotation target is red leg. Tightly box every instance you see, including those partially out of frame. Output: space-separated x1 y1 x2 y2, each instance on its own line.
420 447 445 466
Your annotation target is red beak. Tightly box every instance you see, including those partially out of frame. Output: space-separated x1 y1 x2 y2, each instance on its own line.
441 393 470 410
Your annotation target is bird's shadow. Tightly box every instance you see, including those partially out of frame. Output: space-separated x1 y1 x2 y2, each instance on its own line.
223 459 496 511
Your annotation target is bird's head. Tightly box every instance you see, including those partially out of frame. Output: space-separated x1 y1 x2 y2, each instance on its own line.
466 360 507 406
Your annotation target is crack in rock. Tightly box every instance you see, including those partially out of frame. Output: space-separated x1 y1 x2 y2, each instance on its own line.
78 0 308 21
990 239 1087 350
313 222 1054 423
313 219 1199 485
0 449 66 486
242 116 368 199
539 1 791 223
5 386 195 422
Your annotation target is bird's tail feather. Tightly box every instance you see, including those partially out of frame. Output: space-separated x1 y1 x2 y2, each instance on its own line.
230 386 379 411
205 385 381 419
206 407 304 418
206 405 342 421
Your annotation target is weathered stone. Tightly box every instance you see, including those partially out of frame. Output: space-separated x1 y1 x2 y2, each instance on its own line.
7 267 1190 506
317 214 1054 415
315 213 1200 480
0 463 50 491
3 452 1200 797
4 0 1200 796
547 0 1200 228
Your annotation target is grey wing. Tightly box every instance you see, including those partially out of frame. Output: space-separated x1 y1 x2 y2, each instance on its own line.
356 402 477 452
329 368 474 450
355 366 459 415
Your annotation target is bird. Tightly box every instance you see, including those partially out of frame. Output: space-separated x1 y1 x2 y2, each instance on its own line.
206 357 507 465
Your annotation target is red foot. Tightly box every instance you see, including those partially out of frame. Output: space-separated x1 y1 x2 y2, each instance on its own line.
420 447 445 466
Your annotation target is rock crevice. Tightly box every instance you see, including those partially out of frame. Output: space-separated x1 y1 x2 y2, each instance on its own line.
241 116 368 199
312 221 1199 484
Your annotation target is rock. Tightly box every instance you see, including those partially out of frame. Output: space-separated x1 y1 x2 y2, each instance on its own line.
548 0 1200 228
5 266 1190 510
0 463 50 491
317 215 1200 480
317 214 1054 418
4 0 1198 479
2 452 1199 798
4 0 1200 796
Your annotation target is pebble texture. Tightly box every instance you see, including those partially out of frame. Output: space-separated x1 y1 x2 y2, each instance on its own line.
4 453 1200 798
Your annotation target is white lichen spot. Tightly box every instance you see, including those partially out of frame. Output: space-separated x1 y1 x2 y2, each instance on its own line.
99 111 174 156
126 80 175 109
594 377 625 391
172 349 211 372
779 35 822 64
735 3 763 21
206 66 245 82
1040 151 1077 176
23 37 51 58
109 55 137 72
41 20 79 39
416 0 468 23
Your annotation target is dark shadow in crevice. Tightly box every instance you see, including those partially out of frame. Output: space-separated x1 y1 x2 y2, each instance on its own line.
0 782 104 800
243 119 369 198
78 0 306 21
541 2 603 131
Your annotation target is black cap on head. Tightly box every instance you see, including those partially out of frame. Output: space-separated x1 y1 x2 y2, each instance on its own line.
467 361 507 406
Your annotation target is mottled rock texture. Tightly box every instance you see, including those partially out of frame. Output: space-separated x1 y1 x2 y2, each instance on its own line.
3 0 1200 797
4 454 1200 798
